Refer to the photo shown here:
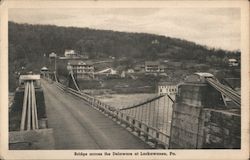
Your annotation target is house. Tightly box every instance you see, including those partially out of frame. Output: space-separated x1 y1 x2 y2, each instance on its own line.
64 49 78 58
134 64 145 72
49 52 57 58
109 56 116 60
95 68 117 75
67 60 94 79
145 61 164 73
158 81 178 96
228 59 238 67
127 69 135 73
94 67 119 79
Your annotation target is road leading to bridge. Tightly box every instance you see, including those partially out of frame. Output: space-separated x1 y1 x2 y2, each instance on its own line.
42 80 151 149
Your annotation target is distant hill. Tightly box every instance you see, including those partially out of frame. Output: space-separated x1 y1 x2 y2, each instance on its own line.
8 21 240 91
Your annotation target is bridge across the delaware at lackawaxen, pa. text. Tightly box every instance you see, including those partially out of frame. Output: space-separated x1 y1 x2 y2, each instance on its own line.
8 72 241 149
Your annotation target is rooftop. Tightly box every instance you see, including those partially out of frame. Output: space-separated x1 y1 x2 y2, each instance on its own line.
158 81 178 86
19 74 40 80
49 52 57 58
145 61 160 66
41 66 48 71
68 60 93 66
194 72 214 78
65 49 76 53
228 59 237 62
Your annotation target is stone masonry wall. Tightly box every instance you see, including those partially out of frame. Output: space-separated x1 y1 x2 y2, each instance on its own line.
169 82 241 149
169 84 206 149
202 109 240 148
169 103 203 148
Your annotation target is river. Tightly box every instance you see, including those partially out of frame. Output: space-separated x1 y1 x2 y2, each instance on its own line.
96 93 175 136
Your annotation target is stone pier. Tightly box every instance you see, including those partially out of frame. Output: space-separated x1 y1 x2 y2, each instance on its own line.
169 73 240 149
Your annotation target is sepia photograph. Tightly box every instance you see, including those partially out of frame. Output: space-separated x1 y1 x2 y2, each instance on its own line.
1 0 249 159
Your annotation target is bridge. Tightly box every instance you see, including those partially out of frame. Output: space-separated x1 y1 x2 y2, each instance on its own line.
9 71 241 149
42 79 151 149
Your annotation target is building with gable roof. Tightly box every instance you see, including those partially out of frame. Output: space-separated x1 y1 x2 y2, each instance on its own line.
67 60 94 79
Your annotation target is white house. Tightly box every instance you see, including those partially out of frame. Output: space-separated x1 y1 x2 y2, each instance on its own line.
67 60 94 79
228 59 238 67
145 61 165 73
127 69 135 73
158 82 178 96
96 68 117 75
65 49 77 58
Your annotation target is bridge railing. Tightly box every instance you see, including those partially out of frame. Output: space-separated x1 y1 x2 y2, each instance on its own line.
115 111 170 148
53 80 173 149
119 94 174 148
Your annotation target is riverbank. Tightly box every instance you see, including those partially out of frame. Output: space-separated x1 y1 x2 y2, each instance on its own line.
95 93 157 109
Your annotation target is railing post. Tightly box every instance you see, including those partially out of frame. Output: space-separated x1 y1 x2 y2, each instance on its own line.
91 97 94 108
131 119 135 132
137 123 142 136
145 127 149 141
125 116 130 128
155 132 160 148
115 111 119 122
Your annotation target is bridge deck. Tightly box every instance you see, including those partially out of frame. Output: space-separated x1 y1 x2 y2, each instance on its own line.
42 80 151 149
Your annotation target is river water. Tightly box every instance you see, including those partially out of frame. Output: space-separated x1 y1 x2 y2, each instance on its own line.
96 93 175 136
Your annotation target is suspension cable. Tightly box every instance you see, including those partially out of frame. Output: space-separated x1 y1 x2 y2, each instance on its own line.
70 72 81 92
156 98 160 129
147 103 150 125
206 78 240 106
148 102 152 126
166 94 170 135
162 94 166 132
120 94 165 111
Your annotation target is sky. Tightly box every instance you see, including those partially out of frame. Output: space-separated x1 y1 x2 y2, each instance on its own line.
9 8 241 51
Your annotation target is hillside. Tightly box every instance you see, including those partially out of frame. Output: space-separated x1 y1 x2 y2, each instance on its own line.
8 21 240 91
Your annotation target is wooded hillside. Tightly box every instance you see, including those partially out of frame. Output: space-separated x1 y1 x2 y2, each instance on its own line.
8 21 240 91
